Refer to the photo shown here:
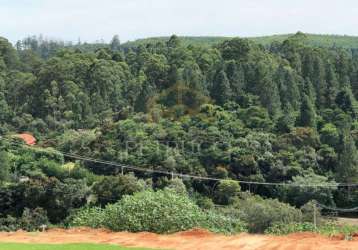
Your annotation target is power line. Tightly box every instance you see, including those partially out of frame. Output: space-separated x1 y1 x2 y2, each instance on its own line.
316 202 358 212
2 137 358 188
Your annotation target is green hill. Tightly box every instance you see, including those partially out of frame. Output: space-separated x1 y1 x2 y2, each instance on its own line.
122 33 358 49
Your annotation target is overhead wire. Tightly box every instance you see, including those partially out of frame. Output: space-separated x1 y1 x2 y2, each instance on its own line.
2 136 358 188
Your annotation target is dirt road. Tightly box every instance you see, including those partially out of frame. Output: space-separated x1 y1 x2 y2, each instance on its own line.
0 228 357 250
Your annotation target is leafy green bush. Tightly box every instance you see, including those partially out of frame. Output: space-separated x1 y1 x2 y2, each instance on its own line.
0 208 49 232
0 215 20 232
164 178 187 195
202 210 247 234
265 222 316 235
67 190 247 234
281 173 337 207
266 221 358 239
191 193 215 210
103 190 205 233
92 174 146 206
19 207 49 232
67 207 105 228
236 195 302 233
40 160 97 184
214 180 241 205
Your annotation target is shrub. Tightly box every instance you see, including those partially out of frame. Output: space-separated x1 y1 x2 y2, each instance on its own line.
300 200 323 224
318 222 358 238
265 222 316 235
67 190 246 234
67 207 105 228
214 180 241 205
103 190 205 233
266 221 358 239
92 174 146 206
19 207 49 231
164 178 187 195
203 210 247 234
0 208 49 232
236 195 302 233
282 173 337 207
191 193 215 210
0 215 20 232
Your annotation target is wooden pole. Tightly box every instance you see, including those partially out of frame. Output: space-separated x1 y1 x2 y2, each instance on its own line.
313 201 317 230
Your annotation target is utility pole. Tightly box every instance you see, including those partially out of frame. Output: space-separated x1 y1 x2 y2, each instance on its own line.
313 201 317 230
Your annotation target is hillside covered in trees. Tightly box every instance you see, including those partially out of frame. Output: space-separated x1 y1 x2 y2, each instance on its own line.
0 32 358 233
122 33 358 50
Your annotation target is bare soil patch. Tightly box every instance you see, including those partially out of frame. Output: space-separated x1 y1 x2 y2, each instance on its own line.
0 228 357 250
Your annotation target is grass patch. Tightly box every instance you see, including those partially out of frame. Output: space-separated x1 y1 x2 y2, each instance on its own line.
0 243 158 250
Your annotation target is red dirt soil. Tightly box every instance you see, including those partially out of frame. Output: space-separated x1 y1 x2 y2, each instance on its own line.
0 228 357 250
15 133 36 145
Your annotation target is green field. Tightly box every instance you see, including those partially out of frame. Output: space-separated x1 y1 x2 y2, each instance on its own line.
0 243 157 250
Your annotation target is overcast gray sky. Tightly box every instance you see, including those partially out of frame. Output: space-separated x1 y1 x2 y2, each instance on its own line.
1 0 358 43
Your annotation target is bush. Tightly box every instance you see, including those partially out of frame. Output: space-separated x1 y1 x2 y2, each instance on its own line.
236 195 302 233
281 173 337 207
19 207 49 231
92 174 146 206
203 210 247 234
67 207 105 228
214 180 241 205
0 208 49 232
103 190 205 233
164 178 187 195
66 190 246 234
191 193 215 210
0 215 20 232
300 201 323 224
266 221 358 239
265 222 316 235
317 221 358 238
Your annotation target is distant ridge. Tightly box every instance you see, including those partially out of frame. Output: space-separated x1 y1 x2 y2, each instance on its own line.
122 33 358 49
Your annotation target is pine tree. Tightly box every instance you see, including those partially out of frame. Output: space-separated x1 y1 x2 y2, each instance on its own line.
276 65 301 111
0 92 11 123
110 35 121 51
259 76 282 119
0 151 10 184
337 132 358 183
167 35 181 48
276 103 295 133
351 68 358 99
211 69 231 105
303 77 316 105
226 61 245 98
255 63 281 118
181 63 205 91
134 81 155 112
312 56 326 108
335 86 358 118
297 94 316 128
324 64 339 108
335 50 350 84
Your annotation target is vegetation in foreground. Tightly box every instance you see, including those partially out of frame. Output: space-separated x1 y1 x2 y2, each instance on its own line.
266 221 358 239
67 189 247 234
0 243 156 250
0 31 357 235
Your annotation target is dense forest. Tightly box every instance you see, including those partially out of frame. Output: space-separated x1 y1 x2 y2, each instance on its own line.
122 33 358 50
0 32 357 233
